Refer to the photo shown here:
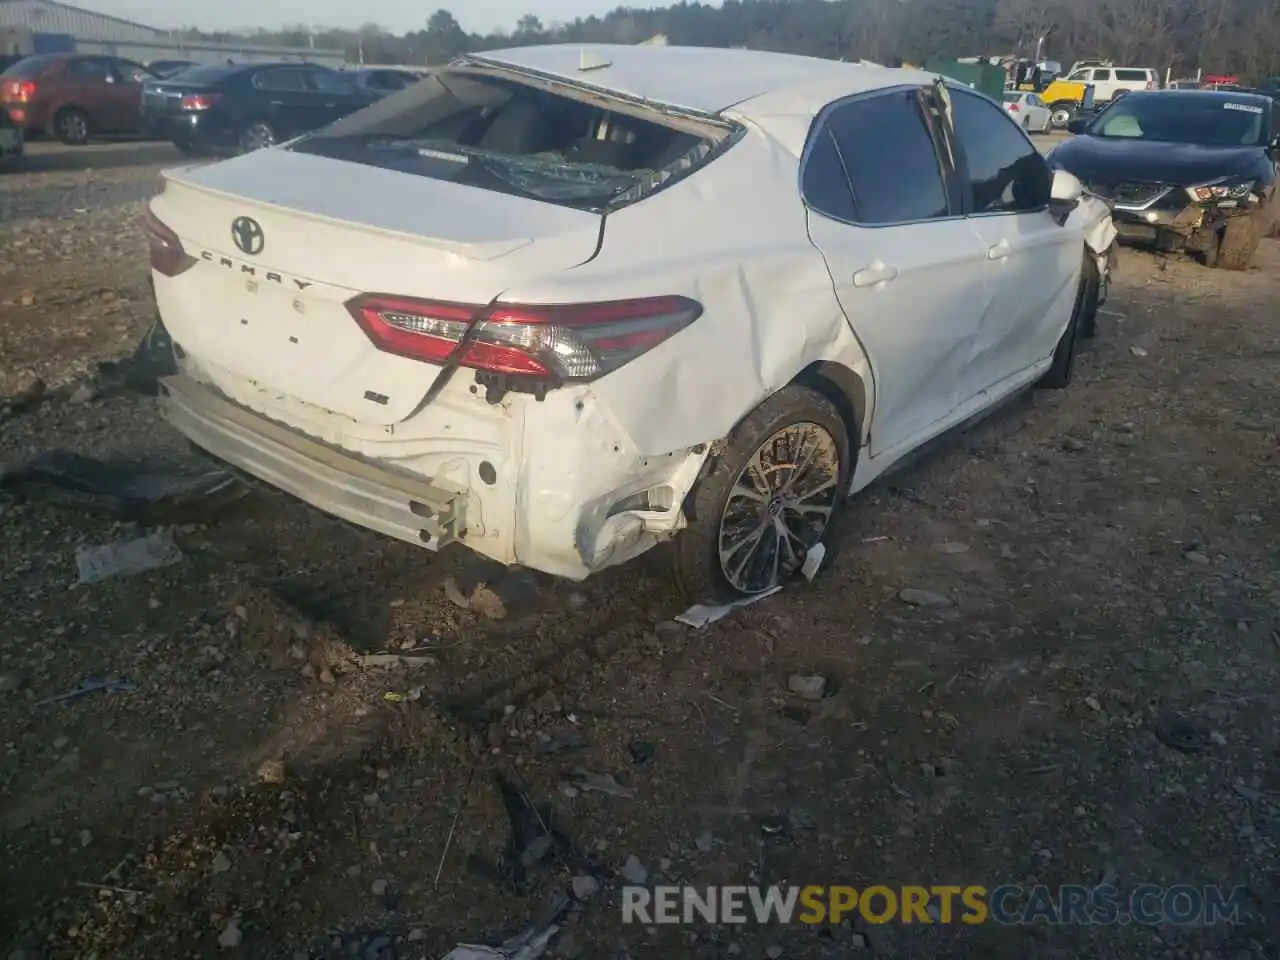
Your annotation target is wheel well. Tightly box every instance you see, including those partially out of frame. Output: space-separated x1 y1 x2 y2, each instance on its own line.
793 360 867 457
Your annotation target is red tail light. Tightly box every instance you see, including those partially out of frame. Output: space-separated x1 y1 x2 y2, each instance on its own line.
1008 102 1020 111
142 209 196 277
346 294 703 382
0 79 36 102
179 92 221 111
1145 80 1155 89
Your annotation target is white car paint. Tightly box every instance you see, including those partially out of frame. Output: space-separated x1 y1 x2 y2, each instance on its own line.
146 44 1115 589
1003 92 1052 133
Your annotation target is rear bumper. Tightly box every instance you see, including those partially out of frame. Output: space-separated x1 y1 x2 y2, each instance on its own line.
158 373 467 549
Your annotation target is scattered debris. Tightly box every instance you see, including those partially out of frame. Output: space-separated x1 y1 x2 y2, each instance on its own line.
37 676 136 706
937 541 971 554
211 852 232 875
1129 345 1149 357
787 675 827 701
569 770 636 799
256 758 287 784
1154 712 1210 753
800 542 826 582
0 450 240 521
75 530 183 584
441 898 567 960
620 855 648 884
356 653 438 670
897 588 953 608
571 875 600 900
628 739 655 765
675 586 782 628
218 916 243 949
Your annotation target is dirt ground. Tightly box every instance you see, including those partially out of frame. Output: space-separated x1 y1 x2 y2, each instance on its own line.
1 140 1278 960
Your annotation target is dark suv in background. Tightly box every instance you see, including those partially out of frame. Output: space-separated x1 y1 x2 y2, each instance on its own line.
0 53 154 143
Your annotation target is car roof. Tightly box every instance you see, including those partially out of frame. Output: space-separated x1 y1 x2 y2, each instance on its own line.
1128 88 1272 105
463 43 926 117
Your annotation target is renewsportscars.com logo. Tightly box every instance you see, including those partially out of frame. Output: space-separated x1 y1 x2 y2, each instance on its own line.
622 884 1249 926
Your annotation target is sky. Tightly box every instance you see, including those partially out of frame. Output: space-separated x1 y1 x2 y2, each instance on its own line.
76 0 628 35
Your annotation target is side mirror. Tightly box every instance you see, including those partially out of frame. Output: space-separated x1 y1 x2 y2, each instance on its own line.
1049 169 1083 225
1066 117 1087 134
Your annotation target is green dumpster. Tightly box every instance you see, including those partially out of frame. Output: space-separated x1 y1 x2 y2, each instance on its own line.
924 59 1008 103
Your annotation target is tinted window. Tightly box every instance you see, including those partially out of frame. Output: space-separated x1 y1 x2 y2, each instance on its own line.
378 71 416 89
1093 69 1112 81
951 90 1050 214
65 57 111 83
1115 69 1148 81
112 59 151 83
801 127 857 221
823 92 949 224
252 68 308 92
307 68 355 94
175 63 238 84
1089 93 1269 147
1 55 56 79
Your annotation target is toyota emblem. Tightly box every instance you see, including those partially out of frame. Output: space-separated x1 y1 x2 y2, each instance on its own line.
231 216 264 255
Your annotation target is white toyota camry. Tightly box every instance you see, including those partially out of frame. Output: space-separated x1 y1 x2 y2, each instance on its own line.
145 44 1116 602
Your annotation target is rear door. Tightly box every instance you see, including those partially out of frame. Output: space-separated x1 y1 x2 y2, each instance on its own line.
64 56 117 128
107 58 150 131
304 67 368 124
247 66 317 138
803 88 990 458
949 88 1078 399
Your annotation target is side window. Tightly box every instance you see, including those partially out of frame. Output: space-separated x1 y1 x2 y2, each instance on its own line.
252 68 308 92
1067 70 1087 81
1093 69 1112 81
823 92 950 224
65 57 111 83
950 90 1051 214
801 127 857 221
111 59 150 84
306 69 355 94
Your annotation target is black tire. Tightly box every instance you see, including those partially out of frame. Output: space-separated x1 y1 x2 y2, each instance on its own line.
1217 213 1261 270
1077 252 1101 339
53 107 90 145
1050 102 1076 129
1196 228 1221 268
673 385 851 603
1038 252 1093 388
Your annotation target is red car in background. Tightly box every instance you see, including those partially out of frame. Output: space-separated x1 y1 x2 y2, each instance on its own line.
0 53 154 144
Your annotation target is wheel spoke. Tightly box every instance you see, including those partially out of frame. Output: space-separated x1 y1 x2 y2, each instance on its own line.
729 481 766 504
721 522 767 585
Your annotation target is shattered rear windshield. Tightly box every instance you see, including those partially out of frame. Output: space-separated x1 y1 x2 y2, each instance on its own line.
290 71 714 211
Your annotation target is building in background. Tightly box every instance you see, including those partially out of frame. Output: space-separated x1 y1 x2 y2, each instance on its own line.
0 0 346 67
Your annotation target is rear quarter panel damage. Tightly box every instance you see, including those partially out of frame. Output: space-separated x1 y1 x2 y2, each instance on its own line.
504 124 872 460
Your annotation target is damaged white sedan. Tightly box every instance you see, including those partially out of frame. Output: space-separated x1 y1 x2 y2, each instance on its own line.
145 44 1116 601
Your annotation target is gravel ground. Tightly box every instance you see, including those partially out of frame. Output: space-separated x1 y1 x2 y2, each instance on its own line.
1 141 1277 960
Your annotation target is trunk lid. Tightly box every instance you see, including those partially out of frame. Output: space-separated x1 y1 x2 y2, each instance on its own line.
152 148 603 424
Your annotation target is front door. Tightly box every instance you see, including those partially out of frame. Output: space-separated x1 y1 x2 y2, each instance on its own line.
802 89 990 459
249 66 320 139
948 88 1080 400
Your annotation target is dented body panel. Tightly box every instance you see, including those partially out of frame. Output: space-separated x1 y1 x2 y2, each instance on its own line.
148 46 1116 583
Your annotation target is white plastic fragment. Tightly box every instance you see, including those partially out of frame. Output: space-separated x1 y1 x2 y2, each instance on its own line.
75 529 183 584
674 585 782 628
800 542 826 582
441 923 561 960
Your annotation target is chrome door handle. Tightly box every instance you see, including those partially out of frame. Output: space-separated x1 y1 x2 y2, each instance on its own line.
852 261 899 287
987 239 1012 260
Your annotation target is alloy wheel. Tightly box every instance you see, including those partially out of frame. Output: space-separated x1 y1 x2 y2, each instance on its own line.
241 122 275 151
717 422 840 595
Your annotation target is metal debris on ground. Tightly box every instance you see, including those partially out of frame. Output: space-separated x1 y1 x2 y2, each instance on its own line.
356 653 437 669
675 586 782 628
568 770 636 799
75 529 184 584
441 897 568 960
36 676 137 706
